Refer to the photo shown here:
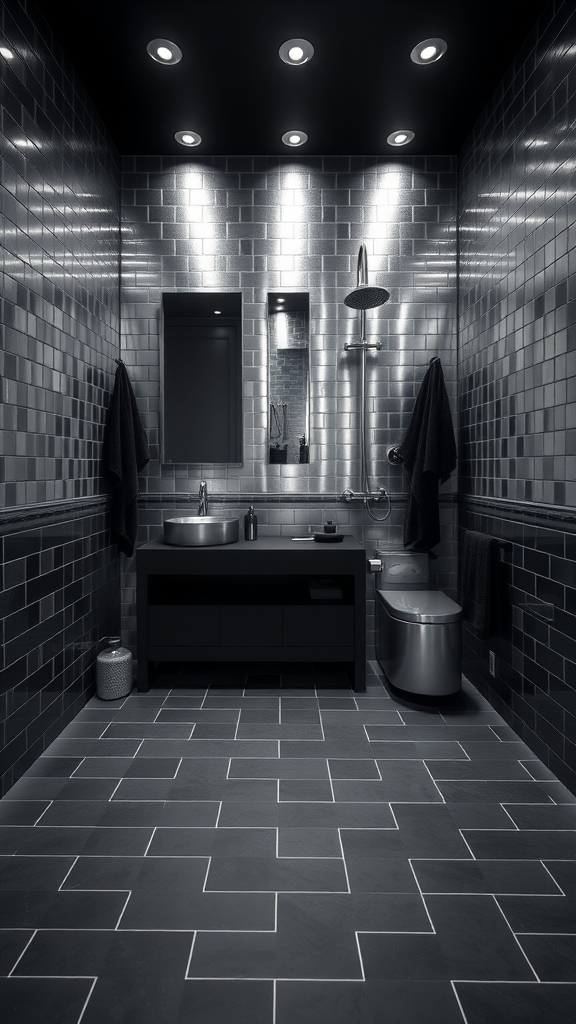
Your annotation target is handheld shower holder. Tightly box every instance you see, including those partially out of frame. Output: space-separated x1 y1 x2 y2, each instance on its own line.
344 341 382 351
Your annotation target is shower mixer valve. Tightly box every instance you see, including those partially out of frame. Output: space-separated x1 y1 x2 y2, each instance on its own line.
340 487 388 503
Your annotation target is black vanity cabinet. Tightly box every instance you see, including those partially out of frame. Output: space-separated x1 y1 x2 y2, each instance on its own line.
136 537 367 691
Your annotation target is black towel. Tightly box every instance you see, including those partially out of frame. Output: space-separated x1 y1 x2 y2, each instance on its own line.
396 357 457 552
103 360 150 557
458 530 501 639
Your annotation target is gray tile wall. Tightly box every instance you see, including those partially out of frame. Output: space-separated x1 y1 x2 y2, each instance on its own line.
458 0 576 790
0 0 122 793
120 154 459 654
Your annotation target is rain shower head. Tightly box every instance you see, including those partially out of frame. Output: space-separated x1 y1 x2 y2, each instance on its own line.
344 284 390 309
344 244 390 308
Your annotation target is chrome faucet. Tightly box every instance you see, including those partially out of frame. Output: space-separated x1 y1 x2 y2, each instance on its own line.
197 480 208 516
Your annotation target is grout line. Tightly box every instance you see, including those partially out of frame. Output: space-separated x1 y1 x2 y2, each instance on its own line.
450 981 470 1024
514 931 576 936
201 857 212 893
272 978 276 1024
184 931 198 979
114 892 132 930
108 779 123 801
337 828 352 894
76 977 98 1024
539 861 566 895
499 804 521 829
58 856 80 891
487 726 505 741
70 757 87 777
33 801 53 825
8 930 38 977
422 761 446 803
143 826 157 856
458 830 477 860
353 931 367 981
493 894 541 981
408 861 437 934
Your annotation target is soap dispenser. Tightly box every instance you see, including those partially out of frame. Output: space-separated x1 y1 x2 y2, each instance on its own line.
244 505 258 541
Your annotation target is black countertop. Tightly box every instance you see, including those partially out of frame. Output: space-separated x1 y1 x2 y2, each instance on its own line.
139 535 364 554
137 535 367 575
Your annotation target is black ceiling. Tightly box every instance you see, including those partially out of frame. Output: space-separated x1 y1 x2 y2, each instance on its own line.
40 0 551 156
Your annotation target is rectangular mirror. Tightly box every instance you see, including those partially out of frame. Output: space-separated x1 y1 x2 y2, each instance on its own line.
267 292 310 464
161 292 242 464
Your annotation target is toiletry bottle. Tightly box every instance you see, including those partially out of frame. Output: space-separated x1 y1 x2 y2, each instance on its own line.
244 505 257 540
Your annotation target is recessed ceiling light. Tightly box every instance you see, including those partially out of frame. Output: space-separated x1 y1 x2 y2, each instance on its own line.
147 38 183 65
174 130 202 147
277 298 285 303
214 310 221 315
0 45 14 59
410 38 447 64
279 38 314 65
282 130 308 147
387 130 415 147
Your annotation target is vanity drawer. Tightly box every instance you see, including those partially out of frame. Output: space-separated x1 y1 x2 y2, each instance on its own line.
220 606 282 647
148 606 219 646
283 606 354 646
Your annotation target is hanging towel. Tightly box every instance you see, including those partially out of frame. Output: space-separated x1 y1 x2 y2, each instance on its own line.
396 357 457 552
103 360 150 557
458 530 501 639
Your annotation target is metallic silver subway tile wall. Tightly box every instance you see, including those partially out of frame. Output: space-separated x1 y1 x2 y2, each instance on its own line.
121 154 457 498
0 0 122 793
120 154 459 653
457 0 576 790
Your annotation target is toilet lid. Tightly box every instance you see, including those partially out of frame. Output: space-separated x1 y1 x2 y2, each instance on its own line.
378 589 462 624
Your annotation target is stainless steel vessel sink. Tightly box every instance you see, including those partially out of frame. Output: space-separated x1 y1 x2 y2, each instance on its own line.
163 516 240 547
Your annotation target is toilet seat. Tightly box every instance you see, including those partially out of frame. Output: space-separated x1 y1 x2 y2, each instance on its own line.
378 589 462 624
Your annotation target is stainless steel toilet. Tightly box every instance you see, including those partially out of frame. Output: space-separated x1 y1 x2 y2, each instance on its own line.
374 550 462 696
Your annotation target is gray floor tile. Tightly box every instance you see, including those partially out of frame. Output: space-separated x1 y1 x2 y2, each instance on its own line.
278 779 334 802
501 803 576 829
277 827 341 857
455 981 576 1024
464 830 576 860
366 980 465 1024
1 888 128 929
278 801 395 829
229 757 329 780
276 979 373 1024
121 889 276 931
177 980 273 1024
235 723 323 739
206 855 348 893
0 855 75 890
328 758 381 779
0 977 93 1024
0 801 51 824
436 780 556 803
370 741 469 759
425 759 534 781
0 931 35 976
413 858 564 895
2 665 575 1020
